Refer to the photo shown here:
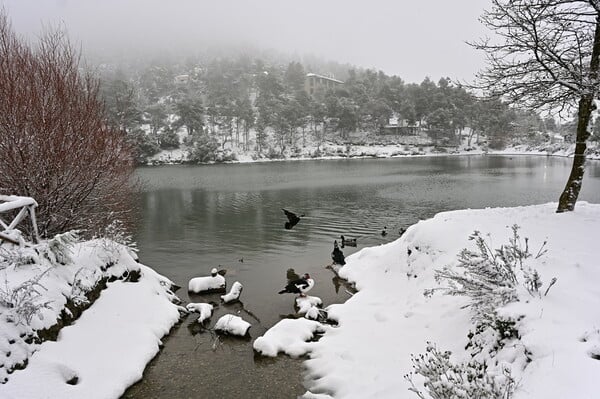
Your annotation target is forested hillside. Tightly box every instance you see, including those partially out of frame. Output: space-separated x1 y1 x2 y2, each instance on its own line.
96 53 573 164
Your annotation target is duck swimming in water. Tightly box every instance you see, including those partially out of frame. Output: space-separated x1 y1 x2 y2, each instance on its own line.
340 235 357 247
278 273 314 297
381 226 388 237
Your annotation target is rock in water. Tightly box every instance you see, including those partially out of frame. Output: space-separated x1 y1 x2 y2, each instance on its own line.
188 268 226 294
221 281 243 303
214 314 251 336
185 303 213 323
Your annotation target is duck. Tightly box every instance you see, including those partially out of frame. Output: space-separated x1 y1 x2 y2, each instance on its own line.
381 226 388 237
399 227 406 236
340 235 357 247
331 240 346 265
278 273 314 297
282 208 304 229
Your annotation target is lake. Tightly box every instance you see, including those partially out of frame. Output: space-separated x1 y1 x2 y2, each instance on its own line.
123 155 600 398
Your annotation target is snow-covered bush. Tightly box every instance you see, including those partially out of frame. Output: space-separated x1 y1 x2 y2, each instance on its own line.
186 131 219 163
95 220 137 264
465 317 522 360
0 245 36 270
69 267 101 306
418 225 550 397
433 225 541 326
99 220 137 251
405 343 515 399
0 268 53 325
44 230 80 265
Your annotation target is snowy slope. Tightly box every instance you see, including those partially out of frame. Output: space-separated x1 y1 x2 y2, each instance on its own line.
304 202 600 399
1 240 181 399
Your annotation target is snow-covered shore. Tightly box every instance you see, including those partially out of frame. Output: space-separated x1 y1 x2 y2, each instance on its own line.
300 202 600 398
147 140 600 165
1 238 181 399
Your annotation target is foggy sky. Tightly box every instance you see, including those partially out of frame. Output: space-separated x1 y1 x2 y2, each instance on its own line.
2 0 490 83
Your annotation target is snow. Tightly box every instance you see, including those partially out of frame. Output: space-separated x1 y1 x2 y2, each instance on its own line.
0 195 37 212
1 240 181 399
188 273 226 293
301 202 600 399
253 318 330 357
186 302 213 323
214 314 251 336
301 392 334 399
147 148 188 165
221 281 243 303
296 295 322 315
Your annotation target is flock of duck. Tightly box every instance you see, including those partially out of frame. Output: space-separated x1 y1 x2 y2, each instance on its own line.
183 209 405 335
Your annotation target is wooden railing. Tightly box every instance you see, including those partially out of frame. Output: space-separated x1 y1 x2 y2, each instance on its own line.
0 195 40 244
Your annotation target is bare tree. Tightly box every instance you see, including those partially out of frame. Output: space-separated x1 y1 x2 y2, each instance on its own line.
0 11 136 237
471 0 600 212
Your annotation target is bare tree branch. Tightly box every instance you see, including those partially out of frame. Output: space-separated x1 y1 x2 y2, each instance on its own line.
0 10 137 237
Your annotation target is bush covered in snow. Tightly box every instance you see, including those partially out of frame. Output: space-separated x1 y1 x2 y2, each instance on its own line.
433 225 546 328
0 267 53 325
94 220 138 265
411 225 553 398
405 343 515 399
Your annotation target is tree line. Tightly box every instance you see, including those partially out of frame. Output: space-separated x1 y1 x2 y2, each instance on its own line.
99 56 562 163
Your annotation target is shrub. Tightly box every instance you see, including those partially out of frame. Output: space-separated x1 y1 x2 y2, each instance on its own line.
44 230 80 265
128 128 160 163
94 219 138 264
0 267 53 325
0 11 136 238
158 128 180 150
187 131 219 163
432 225 538 326
405 343 515 399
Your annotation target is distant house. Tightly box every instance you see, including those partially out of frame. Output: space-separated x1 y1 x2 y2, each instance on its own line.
304 73 343 97
380 115 419 135
174 74 189 85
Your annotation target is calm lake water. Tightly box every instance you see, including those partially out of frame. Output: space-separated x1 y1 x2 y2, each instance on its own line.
123 156 600 399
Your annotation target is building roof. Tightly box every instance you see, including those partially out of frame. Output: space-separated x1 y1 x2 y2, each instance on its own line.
306 73 343 84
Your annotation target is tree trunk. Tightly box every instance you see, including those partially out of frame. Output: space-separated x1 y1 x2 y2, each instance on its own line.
557 14 600 212
556 95 594 212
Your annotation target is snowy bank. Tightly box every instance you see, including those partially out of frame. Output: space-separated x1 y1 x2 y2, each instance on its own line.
304 202 600 399
144 134 600 166
254 318 330 358
1 238 181 399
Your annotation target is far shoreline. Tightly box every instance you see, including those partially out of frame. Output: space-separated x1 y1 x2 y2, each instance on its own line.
139 146 600 168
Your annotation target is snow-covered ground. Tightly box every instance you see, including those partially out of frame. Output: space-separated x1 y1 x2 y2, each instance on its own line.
1 237 181 399
146 129 600 165
287 202 600 398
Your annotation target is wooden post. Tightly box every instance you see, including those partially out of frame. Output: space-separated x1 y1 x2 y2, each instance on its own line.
29 205 40 244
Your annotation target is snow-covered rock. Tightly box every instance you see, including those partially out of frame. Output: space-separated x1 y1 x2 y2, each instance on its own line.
304 306 321 320
221 281 243 303
295 295 322 315
253 318 329 357
214 314 251 336
185 303 213 323
188 271 225 293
